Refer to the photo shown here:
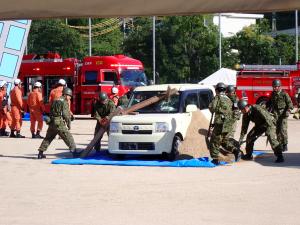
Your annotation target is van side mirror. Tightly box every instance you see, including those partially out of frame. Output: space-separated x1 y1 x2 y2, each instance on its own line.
186 104 197 113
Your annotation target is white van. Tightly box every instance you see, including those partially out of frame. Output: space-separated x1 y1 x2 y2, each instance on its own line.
108 84 215 160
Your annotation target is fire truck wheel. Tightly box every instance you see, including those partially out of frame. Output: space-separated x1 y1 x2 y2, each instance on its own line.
256 97 269 108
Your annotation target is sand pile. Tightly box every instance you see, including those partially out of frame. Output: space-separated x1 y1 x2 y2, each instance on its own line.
177 110 234 162
177 110 210 159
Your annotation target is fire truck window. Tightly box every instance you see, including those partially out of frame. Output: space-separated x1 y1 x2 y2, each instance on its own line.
103 72 118 84
198 90 212 110
184 93 199 111
84 71 98 85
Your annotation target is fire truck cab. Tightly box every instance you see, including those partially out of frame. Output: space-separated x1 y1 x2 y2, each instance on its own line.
76 54 147 114
19 53 147 114
236 62 300 106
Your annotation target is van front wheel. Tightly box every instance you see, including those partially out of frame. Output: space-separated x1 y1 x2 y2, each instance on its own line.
164 135 181 161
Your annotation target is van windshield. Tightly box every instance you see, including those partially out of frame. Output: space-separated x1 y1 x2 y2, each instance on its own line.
120 69 147 87
128 91 180 113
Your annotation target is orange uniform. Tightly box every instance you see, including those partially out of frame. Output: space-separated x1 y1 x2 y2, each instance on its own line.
0 88 12 131
48 86 64 106
28 89 45 133
10 86 23 132
49 86 73 114
0 90 5 129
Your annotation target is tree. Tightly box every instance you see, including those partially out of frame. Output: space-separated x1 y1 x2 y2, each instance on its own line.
124 16 220 83
28 19 85 58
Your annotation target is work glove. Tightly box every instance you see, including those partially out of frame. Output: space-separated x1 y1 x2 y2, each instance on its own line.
99 117 109 127
285 111 290 118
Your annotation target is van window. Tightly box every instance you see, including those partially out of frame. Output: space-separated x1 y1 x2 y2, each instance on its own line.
184 93 199 111
84 71 98 85
198 90 213 109
103 72 118 84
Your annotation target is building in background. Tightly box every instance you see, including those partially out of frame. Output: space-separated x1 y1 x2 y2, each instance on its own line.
213 13 264 37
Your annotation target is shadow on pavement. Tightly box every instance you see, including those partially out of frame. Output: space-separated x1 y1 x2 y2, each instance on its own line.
254 152 300 169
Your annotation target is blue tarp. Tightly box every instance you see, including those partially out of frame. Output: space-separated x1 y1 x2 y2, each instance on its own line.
22 112 47 121
52 151 218 167
52 150 266 167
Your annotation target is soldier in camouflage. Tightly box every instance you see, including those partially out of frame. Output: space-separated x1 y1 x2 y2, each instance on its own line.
268 79 293 152
238 99 284 163
37 88 78 159
208 82 241 165
226 85 241 138
93 92 116 152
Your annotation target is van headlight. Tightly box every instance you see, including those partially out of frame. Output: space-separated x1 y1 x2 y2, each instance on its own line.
155 122 170 133
110 122 121 133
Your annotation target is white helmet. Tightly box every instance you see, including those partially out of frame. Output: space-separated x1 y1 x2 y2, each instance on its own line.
14 79 21 85
0 80 7 88
58 79 66 86
34 81 42 88
112 87 119 94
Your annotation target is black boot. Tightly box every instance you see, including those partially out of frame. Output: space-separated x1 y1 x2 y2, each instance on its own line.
0 128 9 136
35 131 44 139
32 132 37 139
275 154 284 163
9 130 16 138
233 149 242 162
282 144 288 152
211 159 219 165
72 149 83 158
15 131 25 138
37 151 46 159
241 153 253 161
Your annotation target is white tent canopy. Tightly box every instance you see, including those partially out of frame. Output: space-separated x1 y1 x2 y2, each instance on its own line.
0 0 299 20
199 68 237 86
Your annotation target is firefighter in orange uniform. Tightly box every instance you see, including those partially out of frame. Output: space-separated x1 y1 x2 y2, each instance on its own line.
10 79 25 138
0 80 10 136
49 79 66 106
28 82 45 138
49 79 72 114
110 86 119 106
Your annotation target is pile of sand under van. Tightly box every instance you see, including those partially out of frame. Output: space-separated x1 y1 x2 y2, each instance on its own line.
177 110 233 162
177 110 210 159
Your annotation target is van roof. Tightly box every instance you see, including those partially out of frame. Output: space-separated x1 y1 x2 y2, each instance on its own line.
134 83 214 92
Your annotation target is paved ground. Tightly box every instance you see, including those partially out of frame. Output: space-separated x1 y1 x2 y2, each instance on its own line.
0 116 300 225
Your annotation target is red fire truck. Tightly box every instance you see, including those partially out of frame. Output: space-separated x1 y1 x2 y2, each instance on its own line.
236 62 300 105
18 53 147 114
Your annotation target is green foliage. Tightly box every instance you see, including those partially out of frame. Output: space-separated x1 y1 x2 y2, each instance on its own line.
124 16 220 83
28 18 123 58
28 19 85 58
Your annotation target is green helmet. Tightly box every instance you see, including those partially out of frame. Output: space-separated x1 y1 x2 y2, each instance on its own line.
63 87 73 97
237 99 248 110
272 79 281 87
99 92 108 101
215 82 226 92
226 85 235 93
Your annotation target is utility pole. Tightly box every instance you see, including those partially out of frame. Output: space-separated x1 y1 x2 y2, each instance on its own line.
89 18 92 56
296 10 299 62
153 16 156 84
218 13 222 69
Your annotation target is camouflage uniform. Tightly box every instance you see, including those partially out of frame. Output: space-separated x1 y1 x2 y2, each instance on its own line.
93 99 116 151
208 93 238 160
240 105 282 158
227 94 240 138
38 96 76 153
117 94 129 108
269 90 293 147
